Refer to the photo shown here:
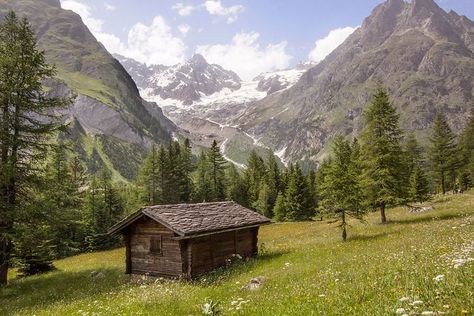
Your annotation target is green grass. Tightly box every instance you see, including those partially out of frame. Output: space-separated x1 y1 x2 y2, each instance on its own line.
2 193 473 315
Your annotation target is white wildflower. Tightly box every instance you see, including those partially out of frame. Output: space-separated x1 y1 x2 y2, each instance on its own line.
421 312 434 315
411 300 423 306
399 297 410 302
396 308 406 314
433 274 444 282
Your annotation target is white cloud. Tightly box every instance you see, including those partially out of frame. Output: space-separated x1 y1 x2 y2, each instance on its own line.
61 1 186 66
125 16 186 65
308 26 357 63
204 0 244 24
172 3 194 16
197 32 292 80
104 3 116 11
178 24 191 36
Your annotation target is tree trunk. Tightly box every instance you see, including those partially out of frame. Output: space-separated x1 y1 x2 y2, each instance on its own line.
441 171 446 195
342 210 347 241
0 237 10 286
380 201 387 224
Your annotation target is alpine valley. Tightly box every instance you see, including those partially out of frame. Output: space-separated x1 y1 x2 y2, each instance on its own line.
1 0 473 176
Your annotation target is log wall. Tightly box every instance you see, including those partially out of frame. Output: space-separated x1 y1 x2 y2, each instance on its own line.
187 227 259 277
128 217 183 277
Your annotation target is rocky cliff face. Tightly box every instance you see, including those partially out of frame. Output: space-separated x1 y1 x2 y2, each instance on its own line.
236 0 474 164
0 0 176 180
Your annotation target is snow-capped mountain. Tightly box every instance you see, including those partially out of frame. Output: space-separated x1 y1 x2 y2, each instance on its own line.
115 53 307 166
114 54 241 105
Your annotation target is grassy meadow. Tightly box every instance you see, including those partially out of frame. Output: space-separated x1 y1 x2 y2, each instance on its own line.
1 192 473 315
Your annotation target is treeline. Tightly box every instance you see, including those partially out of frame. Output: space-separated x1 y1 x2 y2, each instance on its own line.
131 140 317 221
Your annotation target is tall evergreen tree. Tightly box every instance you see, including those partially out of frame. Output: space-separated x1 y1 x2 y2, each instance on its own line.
408 164 430 203
194 151 212 202
178 139 194 202
429 113 458 194
285 163 311 221
265 151 281 211
458 109 474 191
207 140 227 201
137 146 160 205
404 133 424 177
0 12 70 284
272 192 287 221
319 136 364 241
226 164 247 206
360 87 405 223
245 150 267 207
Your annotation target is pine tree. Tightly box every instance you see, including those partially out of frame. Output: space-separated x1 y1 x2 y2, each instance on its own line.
137 146 160 205
0 12 71 284
458 109 474 191
252 182 272 217
245 151 267 207
429 113 458 194
272 192 287 221
178 139 194 202
360 87 405 223
226 164 247 206
319 136 364 241
408 164 430 203
285 163 311 221
265 151 281 211
315 158 332 221
194 151 212 202
404 133 424 177
157 145 171 203
207 140 227 201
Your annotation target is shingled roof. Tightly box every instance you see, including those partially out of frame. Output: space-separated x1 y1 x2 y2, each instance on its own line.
108 201 271 237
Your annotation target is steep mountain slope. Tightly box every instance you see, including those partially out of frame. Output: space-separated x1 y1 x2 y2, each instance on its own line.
0 0 176 180
117 54 307 166
237 0 474 164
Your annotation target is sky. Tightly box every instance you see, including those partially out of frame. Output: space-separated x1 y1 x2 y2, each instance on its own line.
60 0 474 80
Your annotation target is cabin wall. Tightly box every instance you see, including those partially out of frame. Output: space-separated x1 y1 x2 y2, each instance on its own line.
188 227 259 277
128 217 183 277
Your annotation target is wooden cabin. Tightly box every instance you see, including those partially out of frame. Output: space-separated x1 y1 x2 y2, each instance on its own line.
108 201 271 278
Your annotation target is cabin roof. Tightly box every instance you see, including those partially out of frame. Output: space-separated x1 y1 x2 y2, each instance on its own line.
108 201 271 237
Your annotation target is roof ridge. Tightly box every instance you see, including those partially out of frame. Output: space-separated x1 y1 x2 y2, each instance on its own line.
145 201 235 209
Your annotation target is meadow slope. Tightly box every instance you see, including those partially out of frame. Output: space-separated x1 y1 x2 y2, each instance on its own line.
1 192 473 315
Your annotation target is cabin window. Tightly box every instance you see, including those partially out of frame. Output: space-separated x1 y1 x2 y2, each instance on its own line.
150 236 162 255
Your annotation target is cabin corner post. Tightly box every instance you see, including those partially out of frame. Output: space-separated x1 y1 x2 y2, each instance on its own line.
124 234 131 274
252 227 259 256
187 241 192 279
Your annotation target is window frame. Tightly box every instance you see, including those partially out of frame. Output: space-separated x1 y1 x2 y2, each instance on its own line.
149 235 163 255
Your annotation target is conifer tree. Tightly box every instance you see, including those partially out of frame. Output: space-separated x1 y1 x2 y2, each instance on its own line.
408 164 430 203
252 182 272 217
194 151 212 202
226 164 247 206
285 163 311 221
457 109 474 191
272 192 287 221
404 133 424 177
429 113 458 194
178 139 194 202
137 146 160 205
360 87 405 223
319 136 364 241
265 151 281 211
245 151 267 207
0 12 71 284
207 140 227 201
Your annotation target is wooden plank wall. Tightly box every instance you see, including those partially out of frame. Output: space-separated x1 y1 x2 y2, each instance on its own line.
129 217 184 277
189 227 259 276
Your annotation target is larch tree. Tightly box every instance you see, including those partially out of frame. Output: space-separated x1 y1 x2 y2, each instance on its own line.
318 136 364 241
360 87 405 223
429 113 458 194
457 109 474 191
207 140 227 201
0 12 70 285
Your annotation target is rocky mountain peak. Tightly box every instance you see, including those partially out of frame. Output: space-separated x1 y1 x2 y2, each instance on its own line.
45 0 61 7
190 54 207 67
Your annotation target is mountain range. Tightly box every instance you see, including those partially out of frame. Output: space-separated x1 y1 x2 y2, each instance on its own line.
1 0 472 176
